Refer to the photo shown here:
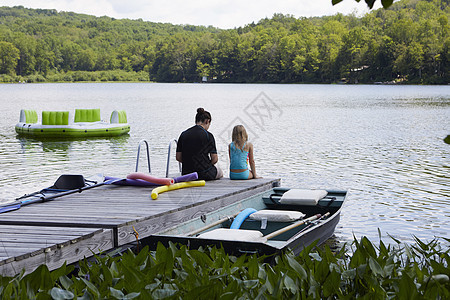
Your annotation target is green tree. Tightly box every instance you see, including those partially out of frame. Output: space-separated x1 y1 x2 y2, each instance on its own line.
0 2 447 84
0 41 20 75
394 41 425 81
317 19 347 82
13 33 37 75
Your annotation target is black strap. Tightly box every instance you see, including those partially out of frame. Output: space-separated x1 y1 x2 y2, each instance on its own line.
325 197 336 207
269 194 279 205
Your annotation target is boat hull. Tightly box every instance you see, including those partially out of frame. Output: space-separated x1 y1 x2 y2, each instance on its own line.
142 188 346 256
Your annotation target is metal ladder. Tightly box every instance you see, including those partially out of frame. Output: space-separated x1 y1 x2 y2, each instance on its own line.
134 139 181 177
135 139 151 173
166 139 182 177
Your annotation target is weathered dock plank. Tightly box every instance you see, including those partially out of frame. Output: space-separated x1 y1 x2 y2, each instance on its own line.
0 177 279 276
0 225 113 277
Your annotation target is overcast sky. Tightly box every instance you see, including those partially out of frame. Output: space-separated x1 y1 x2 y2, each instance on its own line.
2 0 382 29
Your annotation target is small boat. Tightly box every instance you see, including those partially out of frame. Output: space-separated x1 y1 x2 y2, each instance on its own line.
142 187 347 256
15 108 130 138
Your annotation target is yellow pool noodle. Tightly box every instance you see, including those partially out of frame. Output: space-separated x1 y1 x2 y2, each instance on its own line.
151 180 206 200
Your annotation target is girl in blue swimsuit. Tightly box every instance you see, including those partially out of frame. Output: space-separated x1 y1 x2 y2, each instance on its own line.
228 125 261 180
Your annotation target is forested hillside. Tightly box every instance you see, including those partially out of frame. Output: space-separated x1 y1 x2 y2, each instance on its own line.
0 0 448 84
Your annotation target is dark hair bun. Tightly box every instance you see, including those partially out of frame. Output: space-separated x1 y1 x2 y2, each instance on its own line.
195 107 211 123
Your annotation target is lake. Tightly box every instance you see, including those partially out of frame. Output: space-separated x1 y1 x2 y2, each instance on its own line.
1 83 449 245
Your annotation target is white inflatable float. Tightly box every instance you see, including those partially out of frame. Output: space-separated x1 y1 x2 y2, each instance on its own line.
15 108 130 138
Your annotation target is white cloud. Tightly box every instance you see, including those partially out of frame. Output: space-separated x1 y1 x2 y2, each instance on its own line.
2 0 382 28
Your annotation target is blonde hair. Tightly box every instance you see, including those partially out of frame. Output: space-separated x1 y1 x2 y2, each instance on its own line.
232 125 248 150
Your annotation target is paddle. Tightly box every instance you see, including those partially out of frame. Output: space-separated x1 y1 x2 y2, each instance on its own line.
286 212 331 243
187 212 240 236
0 177 125 214
264 214 322 240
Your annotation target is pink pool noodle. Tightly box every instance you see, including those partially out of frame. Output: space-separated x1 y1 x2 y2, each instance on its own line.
104 176 159 186
127 172 174 185
105 172 197 187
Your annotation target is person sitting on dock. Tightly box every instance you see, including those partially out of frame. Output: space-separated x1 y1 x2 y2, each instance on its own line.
176 108 223 181
229 125 261 180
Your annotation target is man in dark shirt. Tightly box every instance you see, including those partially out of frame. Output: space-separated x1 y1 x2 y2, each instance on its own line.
176 108 223 181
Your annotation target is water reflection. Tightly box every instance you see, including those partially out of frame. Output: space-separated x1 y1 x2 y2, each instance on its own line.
108 135 131 155
18 134 130 153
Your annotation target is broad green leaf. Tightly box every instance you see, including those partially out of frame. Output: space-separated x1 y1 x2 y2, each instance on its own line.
100 264 113 286
76 290 92 300
369 257 384 276
109 287 125 299
445 135 450 145
219 292 235 300
283 275 297 294
124 292 141 299
2 282 14 299
59 275 73 290
383 263 395 276
430 274 449 283
286 255 307 280
329 263 341 273
365 0 376 9
243 279 259 289
50 263 69 282
81 278 100 298
248 256 259 278
23 264 52 291
309 252 322 261
388 234 402 245
110 261 119 277
381 0 394 8
342 268 356 280
332 0 344 5
399 273 419 299
361 236 377 258
50 287 74 300
322 271 341 297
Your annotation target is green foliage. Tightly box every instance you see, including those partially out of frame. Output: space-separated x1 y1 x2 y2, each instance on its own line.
0 41 20 75
0 0 448 84
1 236 449 299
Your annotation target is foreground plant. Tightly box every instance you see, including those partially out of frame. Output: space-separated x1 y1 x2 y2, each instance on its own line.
0 236 448 299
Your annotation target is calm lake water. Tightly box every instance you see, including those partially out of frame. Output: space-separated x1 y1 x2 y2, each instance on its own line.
1 83 449 245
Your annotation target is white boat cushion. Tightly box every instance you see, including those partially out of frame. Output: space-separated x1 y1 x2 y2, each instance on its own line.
249 209 305 222
279 189 328 206
198 228 267 243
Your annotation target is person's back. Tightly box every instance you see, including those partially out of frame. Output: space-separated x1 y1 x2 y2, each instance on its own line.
229 141 249 170
178 124 215 177
176 108 223 181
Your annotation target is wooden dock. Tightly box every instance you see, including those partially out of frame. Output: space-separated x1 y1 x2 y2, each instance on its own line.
0 177 279 276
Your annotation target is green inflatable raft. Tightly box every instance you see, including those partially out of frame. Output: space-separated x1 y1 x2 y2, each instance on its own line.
15 108 130 138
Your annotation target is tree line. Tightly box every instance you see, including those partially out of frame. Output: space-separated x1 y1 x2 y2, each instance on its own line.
0 0 448 84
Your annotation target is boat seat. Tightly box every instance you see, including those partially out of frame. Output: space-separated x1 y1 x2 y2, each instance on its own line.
50 174 85 190
74 108 101 123
110 110 127 124
249 209 305 222
42 111 70 125
198 228 267 243
279 189 328 206
19 109 38 123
